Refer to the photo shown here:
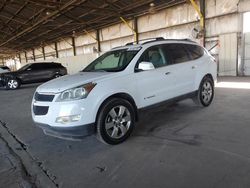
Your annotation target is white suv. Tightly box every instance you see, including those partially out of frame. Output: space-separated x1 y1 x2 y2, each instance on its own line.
32 38 217 145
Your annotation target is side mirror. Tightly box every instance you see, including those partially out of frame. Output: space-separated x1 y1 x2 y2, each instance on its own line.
26 68 32 71
138 61 155 71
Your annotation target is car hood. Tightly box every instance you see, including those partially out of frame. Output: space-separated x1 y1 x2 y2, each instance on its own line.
36 72 113 93
0 70 20 77
0 70 9 74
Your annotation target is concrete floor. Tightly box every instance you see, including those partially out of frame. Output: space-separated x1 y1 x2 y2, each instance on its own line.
0 77 250 188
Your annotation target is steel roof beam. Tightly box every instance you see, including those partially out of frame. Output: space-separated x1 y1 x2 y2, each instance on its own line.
0 0 85 47
25 0 150 44
24 0 120 42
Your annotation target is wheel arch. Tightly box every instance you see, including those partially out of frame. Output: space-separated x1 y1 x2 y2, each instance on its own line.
4 75 22 84
204 73 214 85
15 76 22 84
95 92 139 124
196 73 214 90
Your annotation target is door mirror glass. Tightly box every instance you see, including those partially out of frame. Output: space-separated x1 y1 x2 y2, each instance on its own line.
138 61 155 71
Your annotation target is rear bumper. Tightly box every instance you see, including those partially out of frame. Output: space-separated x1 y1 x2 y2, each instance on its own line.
36 123 95 141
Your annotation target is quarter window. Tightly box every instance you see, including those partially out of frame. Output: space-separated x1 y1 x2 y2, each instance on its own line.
185 44 204 60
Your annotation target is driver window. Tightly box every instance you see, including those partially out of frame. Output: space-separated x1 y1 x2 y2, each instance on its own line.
137 46 167 68
28 64 37 71
25 65 33 71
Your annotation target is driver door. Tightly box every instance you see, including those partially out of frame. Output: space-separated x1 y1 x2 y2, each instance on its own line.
20 63 48 83
135 45 177 108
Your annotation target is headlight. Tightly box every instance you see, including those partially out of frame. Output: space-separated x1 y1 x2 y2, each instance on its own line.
56 82 96 102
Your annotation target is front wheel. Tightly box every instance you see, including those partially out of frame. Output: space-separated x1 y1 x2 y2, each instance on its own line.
6 78 20 90
193 76 214 107
96 98 135 145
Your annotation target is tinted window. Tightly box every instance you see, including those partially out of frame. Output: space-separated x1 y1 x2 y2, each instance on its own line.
137 46 167 68
47 63 61 69
30 63 47 70
185 44 204 60
163 44 191 64
18 64 31 71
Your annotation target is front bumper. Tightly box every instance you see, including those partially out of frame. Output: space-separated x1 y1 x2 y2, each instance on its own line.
32 92 99 140
36 123 95 141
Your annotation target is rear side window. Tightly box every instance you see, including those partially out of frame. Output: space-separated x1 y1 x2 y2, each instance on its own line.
30 63 49 70
185 44 204 60
163 44 191 64
30 64 42 70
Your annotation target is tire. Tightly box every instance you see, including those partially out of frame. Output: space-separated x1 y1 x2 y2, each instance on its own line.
193 76 214 107
6 78 20 90
96 98 135 145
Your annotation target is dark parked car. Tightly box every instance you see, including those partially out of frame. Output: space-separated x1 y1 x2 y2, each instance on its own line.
0 62 67 90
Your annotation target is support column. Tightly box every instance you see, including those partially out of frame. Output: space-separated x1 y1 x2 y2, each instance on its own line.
120 17 137 44
18 53 21 63
200 0 205 46
55 42 59 58
24 51 27 63
134 17 139 44
190 0 205 46
42 46 46 60
96 29 101 52
72 37 76 56
32 49 35 61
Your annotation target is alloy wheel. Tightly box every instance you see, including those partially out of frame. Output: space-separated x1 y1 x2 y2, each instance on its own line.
201 81 213 104
105 105 131 139
7 79 18 89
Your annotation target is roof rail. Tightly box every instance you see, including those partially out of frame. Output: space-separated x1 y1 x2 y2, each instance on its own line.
125 37 198 46
171 38 196 43
125 37 165 46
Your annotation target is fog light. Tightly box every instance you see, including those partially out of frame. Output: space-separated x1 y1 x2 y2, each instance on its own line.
56 115 81 124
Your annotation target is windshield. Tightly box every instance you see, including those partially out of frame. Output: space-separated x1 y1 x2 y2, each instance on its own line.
83 48 140 72
18 64 31 71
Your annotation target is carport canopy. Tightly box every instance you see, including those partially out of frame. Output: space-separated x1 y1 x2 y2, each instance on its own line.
0 0 186 58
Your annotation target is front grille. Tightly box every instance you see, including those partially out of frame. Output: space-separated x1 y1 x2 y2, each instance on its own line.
33 106 49 115
35 92 54 102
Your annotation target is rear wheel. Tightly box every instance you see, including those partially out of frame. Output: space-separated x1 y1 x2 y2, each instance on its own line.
96 98 135 145
6 78 20 90
193 76 214 107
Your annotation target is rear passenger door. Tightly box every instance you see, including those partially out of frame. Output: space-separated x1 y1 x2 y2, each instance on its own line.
184 44 205 79
162 43 196 95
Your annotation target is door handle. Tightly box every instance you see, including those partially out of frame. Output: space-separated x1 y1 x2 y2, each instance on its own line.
192 65 197 69
165 72 171 75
